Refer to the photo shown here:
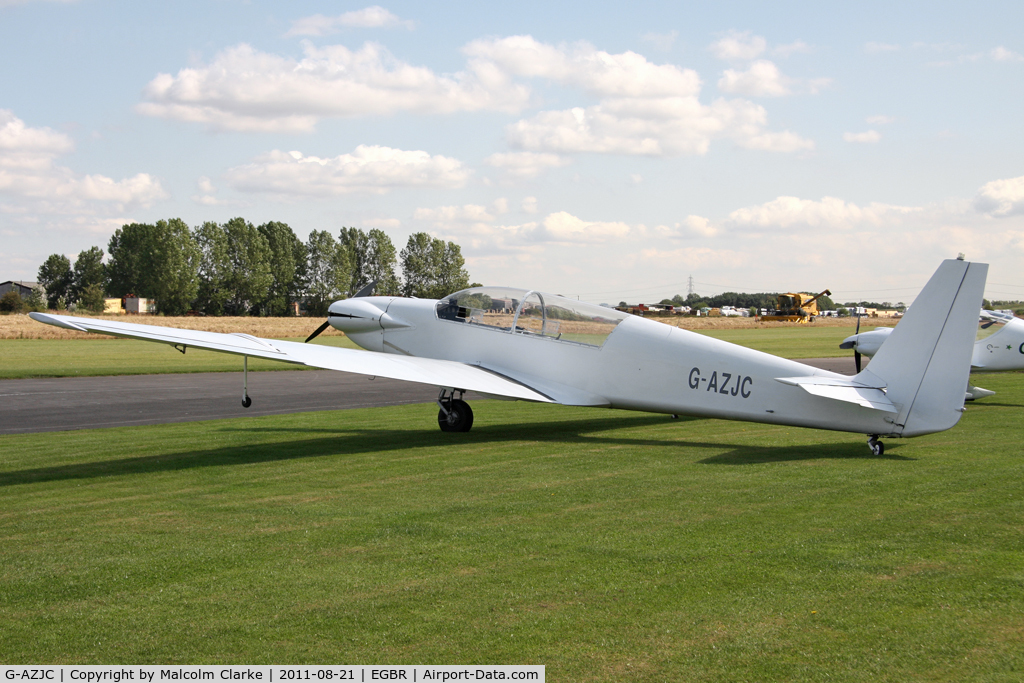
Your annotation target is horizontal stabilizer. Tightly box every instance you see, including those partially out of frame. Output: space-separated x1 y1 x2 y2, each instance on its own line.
775 375 897 413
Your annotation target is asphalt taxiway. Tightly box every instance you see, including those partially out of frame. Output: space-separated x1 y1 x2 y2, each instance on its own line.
0 357 861 435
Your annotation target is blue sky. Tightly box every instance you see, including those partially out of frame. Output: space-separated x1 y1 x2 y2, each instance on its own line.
2 0 1022 304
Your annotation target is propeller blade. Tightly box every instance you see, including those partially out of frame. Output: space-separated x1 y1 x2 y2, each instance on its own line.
855 314 861 335
304 320 331 343
353 280 377 298
854 351 862 373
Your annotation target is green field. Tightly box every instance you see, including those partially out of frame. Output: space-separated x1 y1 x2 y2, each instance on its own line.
0 326 869 379
695 325 882 359
1 370 1022 678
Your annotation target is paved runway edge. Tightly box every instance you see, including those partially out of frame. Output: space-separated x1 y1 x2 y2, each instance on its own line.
1 358 861 435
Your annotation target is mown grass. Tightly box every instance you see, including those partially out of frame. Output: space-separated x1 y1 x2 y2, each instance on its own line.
0 325 874 379
695 324 887 359
1 373 1022 679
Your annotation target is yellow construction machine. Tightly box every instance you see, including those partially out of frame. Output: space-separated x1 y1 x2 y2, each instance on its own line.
761 289 831 323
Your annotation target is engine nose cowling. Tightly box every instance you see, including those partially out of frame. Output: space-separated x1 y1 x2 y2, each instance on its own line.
327 298 411 334
838 328 891 357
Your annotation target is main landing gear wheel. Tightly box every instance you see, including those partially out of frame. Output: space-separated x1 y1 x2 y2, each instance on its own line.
867 435 884 456
437 389 474 433
438 399 473 432
242 395 252 408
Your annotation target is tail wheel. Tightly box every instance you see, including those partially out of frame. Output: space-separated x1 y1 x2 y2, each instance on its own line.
438 399 474 432
868 435 884 456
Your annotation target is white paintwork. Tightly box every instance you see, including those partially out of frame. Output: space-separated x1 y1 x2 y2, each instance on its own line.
30 259 987 442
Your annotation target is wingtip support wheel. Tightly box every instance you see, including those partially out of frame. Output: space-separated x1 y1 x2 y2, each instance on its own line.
867 435 884 456
242 395 252 408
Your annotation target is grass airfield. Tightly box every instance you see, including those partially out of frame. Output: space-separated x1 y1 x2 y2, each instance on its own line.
0 324 868 379
1 367 1022 679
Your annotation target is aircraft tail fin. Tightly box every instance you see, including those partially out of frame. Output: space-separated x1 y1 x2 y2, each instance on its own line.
854 258 987 437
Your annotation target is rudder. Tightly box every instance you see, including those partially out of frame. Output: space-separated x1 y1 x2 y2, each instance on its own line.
855 258 987 437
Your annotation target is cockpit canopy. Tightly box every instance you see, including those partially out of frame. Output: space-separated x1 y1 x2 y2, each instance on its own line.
435 286 630 347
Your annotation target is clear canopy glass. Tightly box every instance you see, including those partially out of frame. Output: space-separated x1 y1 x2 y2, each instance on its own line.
435 286 630 347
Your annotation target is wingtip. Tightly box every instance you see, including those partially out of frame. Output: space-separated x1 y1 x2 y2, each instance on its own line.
29 311 88 332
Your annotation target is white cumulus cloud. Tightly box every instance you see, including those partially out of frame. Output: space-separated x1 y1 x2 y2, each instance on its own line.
225 145 469 197
974 175 1024 216
463 35 701 99
533 211 631 242
678 215 717 237
0 109 166 211
727 195 918 232
709 31 767 61
718 60 792 97
286 6 414 36
486 37 813 157
138 42 531 132
507 96 813 156
990 46 1024 62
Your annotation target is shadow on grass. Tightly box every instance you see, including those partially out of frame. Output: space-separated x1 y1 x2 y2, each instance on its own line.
697 440 913 464
0 413 910 486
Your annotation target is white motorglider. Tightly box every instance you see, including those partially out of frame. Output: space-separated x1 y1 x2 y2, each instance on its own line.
840 307 1024 400
31 258 986 456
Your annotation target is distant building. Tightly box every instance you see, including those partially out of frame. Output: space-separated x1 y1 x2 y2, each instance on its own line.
103 298 124 314
125 297 155 314
0 280 38 298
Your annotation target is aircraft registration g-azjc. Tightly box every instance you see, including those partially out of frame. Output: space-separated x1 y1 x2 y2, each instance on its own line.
31 257 987 456
840 307 1024 401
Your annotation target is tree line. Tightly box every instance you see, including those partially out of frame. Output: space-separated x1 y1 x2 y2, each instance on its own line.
649 291 838 312
30 219 472 316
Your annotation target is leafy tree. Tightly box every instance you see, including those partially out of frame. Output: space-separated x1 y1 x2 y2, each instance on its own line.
0 290 24 313
364 229 400 295
258 221 303 315
435 241 470 297
25 286 46 313
107 223 153 298
399 233 436 298
400 233 470 299
79 283 106 314
338 227 367 296
71 247 105 303
305 230 351 316
193 218 271 315
339 227 402 296
194 221 231 315
106 220 199 315
221 217 273 315
37 254 73 309
152 218 201 315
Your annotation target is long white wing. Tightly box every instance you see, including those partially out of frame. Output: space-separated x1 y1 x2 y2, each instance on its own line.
29 312 554 403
